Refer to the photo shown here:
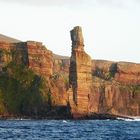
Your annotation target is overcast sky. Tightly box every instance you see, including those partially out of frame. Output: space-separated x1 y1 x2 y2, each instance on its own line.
0 0 140 63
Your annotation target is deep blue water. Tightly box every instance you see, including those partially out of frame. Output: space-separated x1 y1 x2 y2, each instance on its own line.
0 119 139 140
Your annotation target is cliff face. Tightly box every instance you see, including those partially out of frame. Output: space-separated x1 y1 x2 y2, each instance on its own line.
91 60 140 116
89 81 140 116
26 41 53 76
0 27 140 119
0 41 53 76
92 60 140 85
68 27 140 118
52 54 69 75
115 62 140 84
0 41 68 118
51 55 69 106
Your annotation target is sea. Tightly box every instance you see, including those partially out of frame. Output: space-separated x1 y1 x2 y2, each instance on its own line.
0 118 140 140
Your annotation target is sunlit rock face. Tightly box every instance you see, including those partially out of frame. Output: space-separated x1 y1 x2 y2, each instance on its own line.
115 62 140 85
68 27 140 118
26 41 53 76
0 29 140 119
0 41 53 77
0 40 68 116
90 60 140 116
89 81 140 116
68 26 92 116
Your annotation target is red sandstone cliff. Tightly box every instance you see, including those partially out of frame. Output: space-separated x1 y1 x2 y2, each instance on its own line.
0 28 140 119
68 27 140 118
68 26 92 116
0 41 53 76
0 40 67 111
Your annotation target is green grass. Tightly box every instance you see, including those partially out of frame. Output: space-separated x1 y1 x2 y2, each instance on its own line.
0 61 51 116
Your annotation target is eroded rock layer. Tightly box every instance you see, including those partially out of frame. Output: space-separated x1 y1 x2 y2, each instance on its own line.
26 41 53 76
0 40 68 118
0 41 53 76
68 26 92 115
91 60 140 116
68 27 140 118
0 27 140 119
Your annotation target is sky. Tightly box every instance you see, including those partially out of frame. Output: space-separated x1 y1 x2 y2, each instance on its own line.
0 0 140 63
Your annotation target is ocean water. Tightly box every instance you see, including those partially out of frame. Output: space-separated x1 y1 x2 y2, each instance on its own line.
0 119 140 140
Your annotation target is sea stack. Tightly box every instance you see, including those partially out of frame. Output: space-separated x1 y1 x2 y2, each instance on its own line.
68 26 92 117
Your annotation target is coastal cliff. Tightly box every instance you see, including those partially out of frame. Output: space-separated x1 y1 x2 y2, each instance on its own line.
68 27 140 118
0 27 140 119
0 40 68 118
90 60 140 116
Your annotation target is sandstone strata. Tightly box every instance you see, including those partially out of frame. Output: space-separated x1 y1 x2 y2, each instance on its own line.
92 60 140 85
0 28 140 119
91 60 140 116
26 41 53 76
0 41 53 76
52 54 69 74
115 62 140 84
68 27 140 118
89 80 140 116
68 26 92 116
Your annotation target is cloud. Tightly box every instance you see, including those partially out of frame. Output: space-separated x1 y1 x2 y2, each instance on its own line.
1 0 139 7
0 0 139 9
96 0 140 8
0 0 84 6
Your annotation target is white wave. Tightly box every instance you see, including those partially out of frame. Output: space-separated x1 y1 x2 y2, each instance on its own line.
7 118 31 121
62 120 67 123
117 117 140 121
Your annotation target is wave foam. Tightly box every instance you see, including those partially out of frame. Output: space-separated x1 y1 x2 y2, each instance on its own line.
117 117 140 121
62 120 68 123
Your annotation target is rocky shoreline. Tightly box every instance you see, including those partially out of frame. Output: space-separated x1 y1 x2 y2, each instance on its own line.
0 113 136 120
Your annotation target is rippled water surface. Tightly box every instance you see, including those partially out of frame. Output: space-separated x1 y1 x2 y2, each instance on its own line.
0 119 140 140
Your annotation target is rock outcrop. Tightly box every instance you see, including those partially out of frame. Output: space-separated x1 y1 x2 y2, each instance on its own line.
91 60 140 116
26 41 53 76
0 27 140 119
92 60 140 85
0 40 68 118
68 26 140 118
68 26 92 116
115 62 140 85
52 53 69 74
89 80 140 116
0 41 53 76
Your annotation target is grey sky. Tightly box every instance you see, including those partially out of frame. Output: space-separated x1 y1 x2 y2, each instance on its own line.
1 0 81 6
1 0 140 7
0 0 140 63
